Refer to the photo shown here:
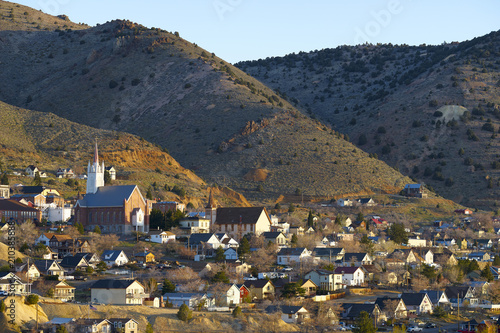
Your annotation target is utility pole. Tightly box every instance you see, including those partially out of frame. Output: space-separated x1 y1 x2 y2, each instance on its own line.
457 292 461 333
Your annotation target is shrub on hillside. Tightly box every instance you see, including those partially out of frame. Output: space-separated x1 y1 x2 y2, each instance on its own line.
177 304 192 322
25 294 39 305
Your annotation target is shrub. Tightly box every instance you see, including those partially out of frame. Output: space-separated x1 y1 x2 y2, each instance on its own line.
377 126 386 134
177 304 192 322
464 157 474 166
232 306 242 318
482 122 495 132
381 145 391 154
358 134 367 145
109 80 118 89
25 294 39 305
429 100 438 107
184 83 192 89
131 78 141 86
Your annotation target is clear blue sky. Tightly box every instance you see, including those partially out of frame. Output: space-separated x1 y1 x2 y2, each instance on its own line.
12 0 500 63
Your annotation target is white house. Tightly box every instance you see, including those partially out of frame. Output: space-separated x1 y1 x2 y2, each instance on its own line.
213 207 271 237
0 272 27 294
408 238 427 247
163 293 213 309
265 305 309 324
400 292 433 315
25 165 47 178
336 198 353 207
334 266 365 286
305 269 343 291
149 230 176 244
179 216 211 234
209 284 240 306
277 247 312 265
91 279 148 305
101 250 129 267
35 233 55 246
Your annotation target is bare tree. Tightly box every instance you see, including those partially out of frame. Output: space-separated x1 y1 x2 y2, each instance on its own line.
89 233 119 254
207 282 229 306
16 220 39 249
383 299 400 319
247 248 275 272
487 281 500 304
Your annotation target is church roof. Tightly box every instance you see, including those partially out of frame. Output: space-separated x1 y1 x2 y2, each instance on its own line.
76 185 140 208
215 207 268 225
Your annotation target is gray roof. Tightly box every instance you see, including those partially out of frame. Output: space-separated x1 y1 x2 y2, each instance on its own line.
91 279 137 289
188 233 217 245
343 303 379 318
102 250 127 262
76 185 140 207
265 305 305 315
313 247 344 257
277 247 307 256
401 292 426 306
344 252 369 262
404 184 422 189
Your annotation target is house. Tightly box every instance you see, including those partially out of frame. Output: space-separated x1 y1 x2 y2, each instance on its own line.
213 207 271 238
444 286 479 306
108 318 139 333
454 209 473 215
25 165 47 178
163 292 212 309
475 239 493 249
386 249 418 266
91 279 148 305
403 184 427 198
224 248 238 260
59 255 90 273
336 198 353 207
105 166 117 180
265 305 309 324
277 247 312 265
188 233 221 256
216 233 239 249
49 235 90 257
342 252 372 266
467 281 490 296
490 266 500 280
134 251 155 263
10 193 46 207
149 230 176 244
411 248 434 265
299 279 318 296
0 199 42 223
179 215 211 234
34 260 65 278
433 252 458 266
356 197 376 206
152 201 185 214
262 231 287 246
73 252 101 268
42 247 59 260
313 247 345 262
102 250 129 267
408 237 427 247
243 279 275 300
289 226 305 235
0 272 27 294
334 266 365 286
47 280 76 302
374 297 407 319
305 269 343 291
468 252 491 262
207 284 240 306
56 168 74 178
434 238 456 247
19 186 60 197
0 184 9 199
342 303 382 324
15 262 41 281
72 319 112 333
400 292 433 315
237 284 251 302
419 290 449 308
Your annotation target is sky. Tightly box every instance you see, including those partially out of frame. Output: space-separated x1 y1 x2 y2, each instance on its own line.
11 0 500 64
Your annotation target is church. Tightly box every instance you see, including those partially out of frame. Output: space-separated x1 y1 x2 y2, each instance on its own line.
74 143 149 234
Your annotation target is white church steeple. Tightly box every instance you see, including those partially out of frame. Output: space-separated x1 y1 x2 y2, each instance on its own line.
86 141 105 194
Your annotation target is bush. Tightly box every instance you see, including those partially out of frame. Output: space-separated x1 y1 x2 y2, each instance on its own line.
131 78 141 86
358 134 367 145
429 100 438 107
377 126 386 134
109 80 118 89
177 304 192 322
232 306 242 318
25 294 39 305
482 122 495 132
433 110 443 117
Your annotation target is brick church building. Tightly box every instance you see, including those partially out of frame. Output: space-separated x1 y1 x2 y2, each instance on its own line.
74 143 149 234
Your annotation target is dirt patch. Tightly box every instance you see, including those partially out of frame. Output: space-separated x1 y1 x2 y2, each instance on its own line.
0 243 25 261
243 168 269 182
436 105 468 122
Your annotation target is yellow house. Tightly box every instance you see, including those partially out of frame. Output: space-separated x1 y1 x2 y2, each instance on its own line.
135 251 155 263
243 280 275 300
300 279 317 296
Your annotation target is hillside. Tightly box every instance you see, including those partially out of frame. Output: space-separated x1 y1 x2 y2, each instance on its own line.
0 100 249 208
0 2 414 203
236 31 500 209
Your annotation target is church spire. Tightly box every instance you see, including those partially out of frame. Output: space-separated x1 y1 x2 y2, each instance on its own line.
205 188 216 208
94 140 99 164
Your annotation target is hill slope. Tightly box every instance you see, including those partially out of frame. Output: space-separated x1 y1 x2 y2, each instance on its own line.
0 100 250 207
0 3 413 202
236 31 500 208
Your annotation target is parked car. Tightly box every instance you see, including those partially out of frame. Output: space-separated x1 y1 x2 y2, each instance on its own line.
408 326 422 332
424 323 437 329
282 266 293 272
0 290 8 296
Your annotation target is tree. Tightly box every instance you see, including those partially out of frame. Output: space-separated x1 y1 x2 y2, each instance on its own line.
307 210 314 227
358 134 368 145
356 212 364 222
493 255 500 266
281 282 306 298
237 237 250 258
433 306 446 318
290 234 298 245
0 173 8 185
104 170 112 185
145 323 154 333
162 278 176 294
212 270 230 284
146 187 153 200
352 311 376 333
25 294 39 305
481 264 494 282
388 223 408 244
177 304 192 322
0 300 5 312
75 222 85 234
288 203 295 213
33 171 42 186
215 246 225 262
421 264 437 282
93 225 101 234
232 305 242 318
56 326 69 333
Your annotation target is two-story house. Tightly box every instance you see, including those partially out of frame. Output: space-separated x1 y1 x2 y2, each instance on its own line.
91 279 148 305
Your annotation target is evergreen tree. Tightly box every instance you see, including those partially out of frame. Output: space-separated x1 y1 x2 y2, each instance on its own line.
481 264 494 282
56 326 69 333
388 223 408 244
0 173 8 185
334 214 346 226
177 304 192 322
493 255 500 266
307 210 314 227
146 187 153 200
356 212 365 222
215 246 225 262
162 278 176 294
33 171 42 186
288 203 295 213
93 225 101 234
237 237 250 258
75 222 84 234
352 311 376 333
281 282 306 298
232 306 242 318
145 323 154 333
291 234 298 245
104 170 112 184
212 271 230 284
